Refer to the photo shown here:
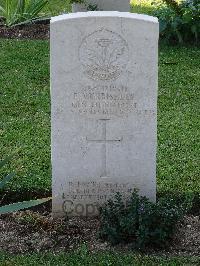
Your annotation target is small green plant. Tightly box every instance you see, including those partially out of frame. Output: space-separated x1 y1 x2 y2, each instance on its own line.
152 0 200 43
69 0 98 11
0 151 51 215
99 189 193 249
87 3 98 11
0 0 49 27
69 0 84 4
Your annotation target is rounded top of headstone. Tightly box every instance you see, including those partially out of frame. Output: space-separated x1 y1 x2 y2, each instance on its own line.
51 11 158 24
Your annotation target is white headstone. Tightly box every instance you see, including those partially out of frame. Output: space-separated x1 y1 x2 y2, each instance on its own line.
89 0 130 11
51 12 159 217
72 0 130 12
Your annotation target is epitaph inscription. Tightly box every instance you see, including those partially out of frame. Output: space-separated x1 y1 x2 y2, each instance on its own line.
62 181 133 215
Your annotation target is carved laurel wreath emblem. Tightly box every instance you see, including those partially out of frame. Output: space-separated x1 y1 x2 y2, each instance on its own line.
79 28 129 81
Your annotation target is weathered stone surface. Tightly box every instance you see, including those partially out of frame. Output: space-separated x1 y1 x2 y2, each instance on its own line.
71 0 130 12
72 3 87 13
51 12 159 217
89 0 130 11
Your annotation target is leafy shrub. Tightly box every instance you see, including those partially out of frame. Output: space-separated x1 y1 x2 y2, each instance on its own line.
0 151 51 214
99 189 192 249
152 0 200 44
0 0 48 27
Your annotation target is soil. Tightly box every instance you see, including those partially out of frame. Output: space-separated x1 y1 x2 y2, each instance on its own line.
0 18 50 40
0 210 199 256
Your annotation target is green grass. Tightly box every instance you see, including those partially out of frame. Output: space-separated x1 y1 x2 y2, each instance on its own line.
0 41 199 200
0 40 51 194
45 0 71 15
158 46 200 196
131 0 155 15
0 251 199 266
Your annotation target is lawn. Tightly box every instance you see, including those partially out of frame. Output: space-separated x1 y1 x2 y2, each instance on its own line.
131 0 155 15
0 250 200 266
45 0 71 15
0 40 199 201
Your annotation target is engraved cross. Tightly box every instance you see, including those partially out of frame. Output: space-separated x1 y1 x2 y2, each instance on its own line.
86 119 122 178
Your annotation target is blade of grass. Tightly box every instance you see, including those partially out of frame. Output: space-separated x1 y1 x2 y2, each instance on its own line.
0 5 6 14
25 0 48 20
0 197 51 214
11 16 49 27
